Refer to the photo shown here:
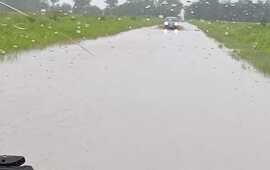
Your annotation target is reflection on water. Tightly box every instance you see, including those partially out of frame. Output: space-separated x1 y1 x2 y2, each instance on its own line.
0 53 19 63
1 24 270 170
163 28 168 34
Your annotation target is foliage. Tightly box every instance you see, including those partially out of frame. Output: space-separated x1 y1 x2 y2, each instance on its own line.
112 0 183 16
0 0 183 17
0 13 160 57
105 0 118 9
192 20 270 75
50 0 59 7
186 0 270 23
73 0 91 13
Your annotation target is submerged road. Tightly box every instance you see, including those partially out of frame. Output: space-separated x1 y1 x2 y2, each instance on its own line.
0 23 270 170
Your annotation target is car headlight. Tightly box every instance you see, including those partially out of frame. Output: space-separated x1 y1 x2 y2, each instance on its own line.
164 22 169 25
174 22 180 26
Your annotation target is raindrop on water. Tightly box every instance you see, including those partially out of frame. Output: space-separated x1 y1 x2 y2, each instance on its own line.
1 23 7 27
158 15 164 19
145 5 151 9
0 49 6 55
13 45 18 48
14 24 26 30
40 9 46 15
161 1 168 5
252 42 258 49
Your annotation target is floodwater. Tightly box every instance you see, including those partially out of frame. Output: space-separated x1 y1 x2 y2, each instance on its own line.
1 23 270 170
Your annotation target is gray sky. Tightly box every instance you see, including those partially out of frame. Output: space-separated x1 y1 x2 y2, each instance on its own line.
61 0 126 9
60 0 197 9
61 0 261 8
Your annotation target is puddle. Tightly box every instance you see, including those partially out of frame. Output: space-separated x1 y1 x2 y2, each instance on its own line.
0 23 270 170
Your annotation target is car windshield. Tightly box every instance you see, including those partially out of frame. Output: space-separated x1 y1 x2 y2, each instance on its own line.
165 17 178 21
1 0 270 170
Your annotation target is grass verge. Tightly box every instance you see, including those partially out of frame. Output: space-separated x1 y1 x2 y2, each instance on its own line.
191 20 270 75
0 14 160 57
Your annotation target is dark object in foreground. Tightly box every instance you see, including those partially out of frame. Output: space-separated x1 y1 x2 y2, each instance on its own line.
0 156 33 170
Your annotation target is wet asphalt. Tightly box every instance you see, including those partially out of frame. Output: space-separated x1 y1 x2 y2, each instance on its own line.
1 23 270 170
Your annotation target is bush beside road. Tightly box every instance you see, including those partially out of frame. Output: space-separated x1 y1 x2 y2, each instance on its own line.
0 14 160 57
192 20 270 75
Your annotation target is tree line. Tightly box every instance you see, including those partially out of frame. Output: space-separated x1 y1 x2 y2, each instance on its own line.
2 0 269 23
110 0 182 17
185 0 270 23
0 0 183 17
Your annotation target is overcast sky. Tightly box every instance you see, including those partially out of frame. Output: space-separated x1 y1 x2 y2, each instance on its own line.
60 0 257 9
61 0 126 9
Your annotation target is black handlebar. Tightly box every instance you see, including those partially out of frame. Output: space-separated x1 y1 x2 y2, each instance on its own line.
0 156 33 170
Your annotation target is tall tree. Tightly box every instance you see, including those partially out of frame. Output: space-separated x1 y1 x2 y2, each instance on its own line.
51 0 59 7
73 0 91 13
185 0 270 22
111 0 182 17
105 0 118 9
60 3 72 12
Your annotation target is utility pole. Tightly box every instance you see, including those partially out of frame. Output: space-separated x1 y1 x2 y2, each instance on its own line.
153 0 159 8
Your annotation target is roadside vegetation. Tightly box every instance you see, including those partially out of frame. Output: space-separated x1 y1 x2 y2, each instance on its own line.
192 20 270 75
0 13 160 56
185 0 270 74
0 0 180 57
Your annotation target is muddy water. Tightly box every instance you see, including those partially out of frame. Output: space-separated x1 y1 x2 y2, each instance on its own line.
1 23 270 170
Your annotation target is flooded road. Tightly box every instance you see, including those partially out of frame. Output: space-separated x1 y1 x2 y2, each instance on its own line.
1 23 270 170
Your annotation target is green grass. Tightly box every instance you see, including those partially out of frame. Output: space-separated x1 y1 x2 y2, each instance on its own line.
0 14 160 57
191 19 270 75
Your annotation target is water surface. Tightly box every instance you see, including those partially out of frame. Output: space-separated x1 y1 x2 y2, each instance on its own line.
1 23 270 170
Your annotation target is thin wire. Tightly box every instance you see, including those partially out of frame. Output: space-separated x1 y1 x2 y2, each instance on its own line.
60 32 95 56
0 1 95 57
0 1 30 17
